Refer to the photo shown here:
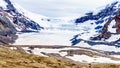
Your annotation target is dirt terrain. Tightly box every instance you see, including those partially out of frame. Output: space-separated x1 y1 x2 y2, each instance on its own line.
0 45 84 68
1 45 119 68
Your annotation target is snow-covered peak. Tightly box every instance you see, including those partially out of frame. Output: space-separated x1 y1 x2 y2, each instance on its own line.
75 1 120 24
71 1 120 47
0 0 46 31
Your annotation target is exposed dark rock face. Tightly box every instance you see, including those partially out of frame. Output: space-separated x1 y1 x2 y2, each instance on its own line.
0 15 17 44
91 13 120 41
0 0 18 44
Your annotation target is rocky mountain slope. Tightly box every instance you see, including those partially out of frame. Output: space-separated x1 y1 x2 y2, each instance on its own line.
0 0 46 44
71 1 120 47
0 14 17 44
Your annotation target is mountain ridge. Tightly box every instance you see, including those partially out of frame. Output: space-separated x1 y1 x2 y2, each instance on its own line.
71 1 120 47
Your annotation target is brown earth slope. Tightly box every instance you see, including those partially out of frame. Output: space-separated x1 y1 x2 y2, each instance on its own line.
0 45 84 68
0 45 120 68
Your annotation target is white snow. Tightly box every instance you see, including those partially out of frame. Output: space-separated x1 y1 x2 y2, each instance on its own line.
67 55 120 63
59 52 68 56
10 2 50 27
14 29 80 45
108 20 116 33
77 41 91 48
111 55 120 58
0 0 7 9
92 45 120 52
106 34 120 42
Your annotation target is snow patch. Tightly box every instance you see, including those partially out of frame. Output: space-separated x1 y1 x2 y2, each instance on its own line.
67 55 120 63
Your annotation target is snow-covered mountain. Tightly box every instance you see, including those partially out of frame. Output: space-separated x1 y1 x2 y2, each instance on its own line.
71 1 120 48
0 0 54 44
0 0 45 31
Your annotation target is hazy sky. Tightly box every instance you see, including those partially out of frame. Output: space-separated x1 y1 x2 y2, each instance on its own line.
12 0 114 17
